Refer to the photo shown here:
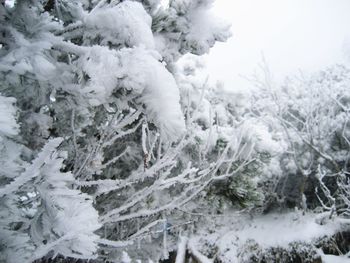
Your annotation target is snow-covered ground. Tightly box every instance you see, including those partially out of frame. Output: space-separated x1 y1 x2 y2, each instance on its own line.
218 212 341 249
189 211 349 262
322 254 350 263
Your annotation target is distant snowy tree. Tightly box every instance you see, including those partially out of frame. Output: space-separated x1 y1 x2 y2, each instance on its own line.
174 55 281 212
177 63 350 263
250 63 350 215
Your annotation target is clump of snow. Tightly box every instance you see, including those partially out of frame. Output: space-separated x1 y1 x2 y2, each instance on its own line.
121 251 132 263
240 120 285 156
120 47 185 141
78 45 185 141
154 0 231 61
0 96 19 137
183 7 231 55
77 46 123 105
84 1 155 49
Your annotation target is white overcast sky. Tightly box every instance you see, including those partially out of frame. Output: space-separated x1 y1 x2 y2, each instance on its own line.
206 0 350 91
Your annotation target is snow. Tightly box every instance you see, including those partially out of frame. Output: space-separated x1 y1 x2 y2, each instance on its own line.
322 254 350 263
121 47 186 140
0 96 19 137
175 236 188 263
192 212 346 262
221 213 340 248
79 45 185 140
188 239 213 263
3 1 349 262
78 46 123 105
84 1 155 49
30 139 101 260
0 139 26 179
31 54 57 80
121 251 132 263
0 138 64 198
184 7 231 55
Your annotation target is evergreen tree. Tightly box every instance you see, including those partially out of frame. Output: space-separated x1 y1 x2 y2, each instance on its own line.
0 0 237 262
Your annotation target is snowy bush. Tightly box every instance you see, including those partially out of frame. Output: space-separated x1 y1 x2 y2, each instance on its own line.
249 64 350 213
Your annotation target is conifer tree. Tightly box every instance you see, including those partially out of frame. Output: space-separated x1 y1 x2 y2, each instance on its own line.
0 0 235 261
